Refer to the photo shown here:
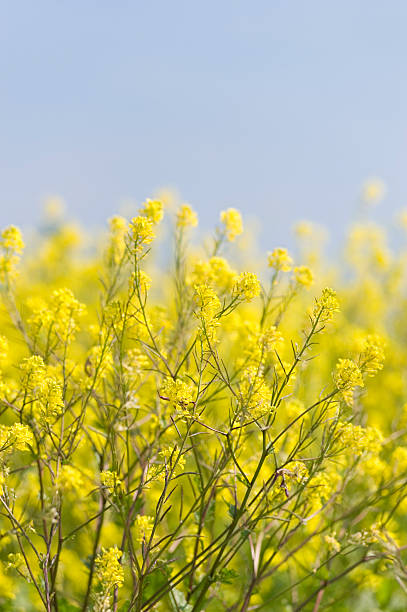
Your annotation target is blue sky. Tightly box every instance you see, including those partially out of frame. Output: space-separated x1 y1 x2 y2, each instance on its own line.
1 1 406 247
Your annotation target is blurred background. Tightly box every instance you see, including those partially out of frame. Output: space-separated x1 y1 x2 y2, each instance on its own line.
1 0 406 248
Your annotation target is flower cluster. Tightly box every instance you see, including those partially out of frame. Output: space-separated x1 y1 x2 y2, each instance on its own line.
233 271 261 302
0 225 24 283
160 377 195 412
220 208 243 241
0 201 406 612
268 247 293 272
177 203 198 228
334 358 364 406
194 283 221 341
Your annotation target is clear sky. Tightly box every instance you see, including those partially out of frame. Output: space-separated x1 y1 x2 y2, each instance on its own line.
1 1 406 247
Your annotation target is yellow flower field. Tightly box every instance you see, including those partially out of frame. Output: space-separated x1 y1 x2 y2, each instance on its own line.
0 197 406 611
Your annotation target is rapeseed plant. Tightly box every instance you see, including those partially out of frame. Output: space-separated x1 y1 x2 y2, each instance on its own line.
0 198 406 611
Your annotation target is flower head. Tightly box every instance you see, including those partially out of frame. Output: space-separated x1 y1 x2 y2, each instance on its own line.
294 266 314 288
160 378 195 411
334 358 364 406
139 198 164 224
313 288 340 323
268 247 293 272
95 546 124 590
220 208 243 241
233 272 261 302
130 216 155 253
177 204 198 228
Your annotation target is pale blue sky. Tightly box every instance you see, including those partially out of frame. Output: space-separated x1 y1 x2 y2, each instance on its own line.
1 1 406 247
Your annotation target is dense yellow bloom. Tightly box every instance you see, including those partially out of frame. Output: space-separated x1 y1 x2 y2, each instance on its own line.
294 265 314 287
359 335 385 376
334 358 364 406
28 287 85 346
133 515 154 543
100 470 123 493
139 198 164 224
20 355 47 390
1 204 407 609
336 422 383 456
208 257 237 292
194 283 221 340
267 247 293 272
190 256 237 293
130 215 155 252
0 225 24 282
160 378 195 411
0 423 33 452
177 203 198 228
220 208 243 241
238 366 273 420
313 287 340 323
20 356 63 422
95 546 124 590
0 336 8 366
233 272 261 301
1 225 24 255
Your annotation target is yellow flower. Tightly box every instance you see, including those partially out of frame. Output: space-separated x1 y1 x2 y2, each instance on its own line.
0 336 8 366
160 378 195 411
334 358 364 406
189 257 237 294
28 287 85 346
294 265 314 287
194 283 221 341
0 225 24 282
20 355 47 391
336 422 383 456
267 247 293 272
233 272 261 301
134 515 154 543
0 225 24 254
149 445 187 483
177 204 198 228
139 198 164 224
100 470 123 494
313 287 340 323
220 208 243 241
20 356 64 423
130 215 155 252
238 366 273 420
0 423 33 452
95 546 124 590
359 335 385 377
